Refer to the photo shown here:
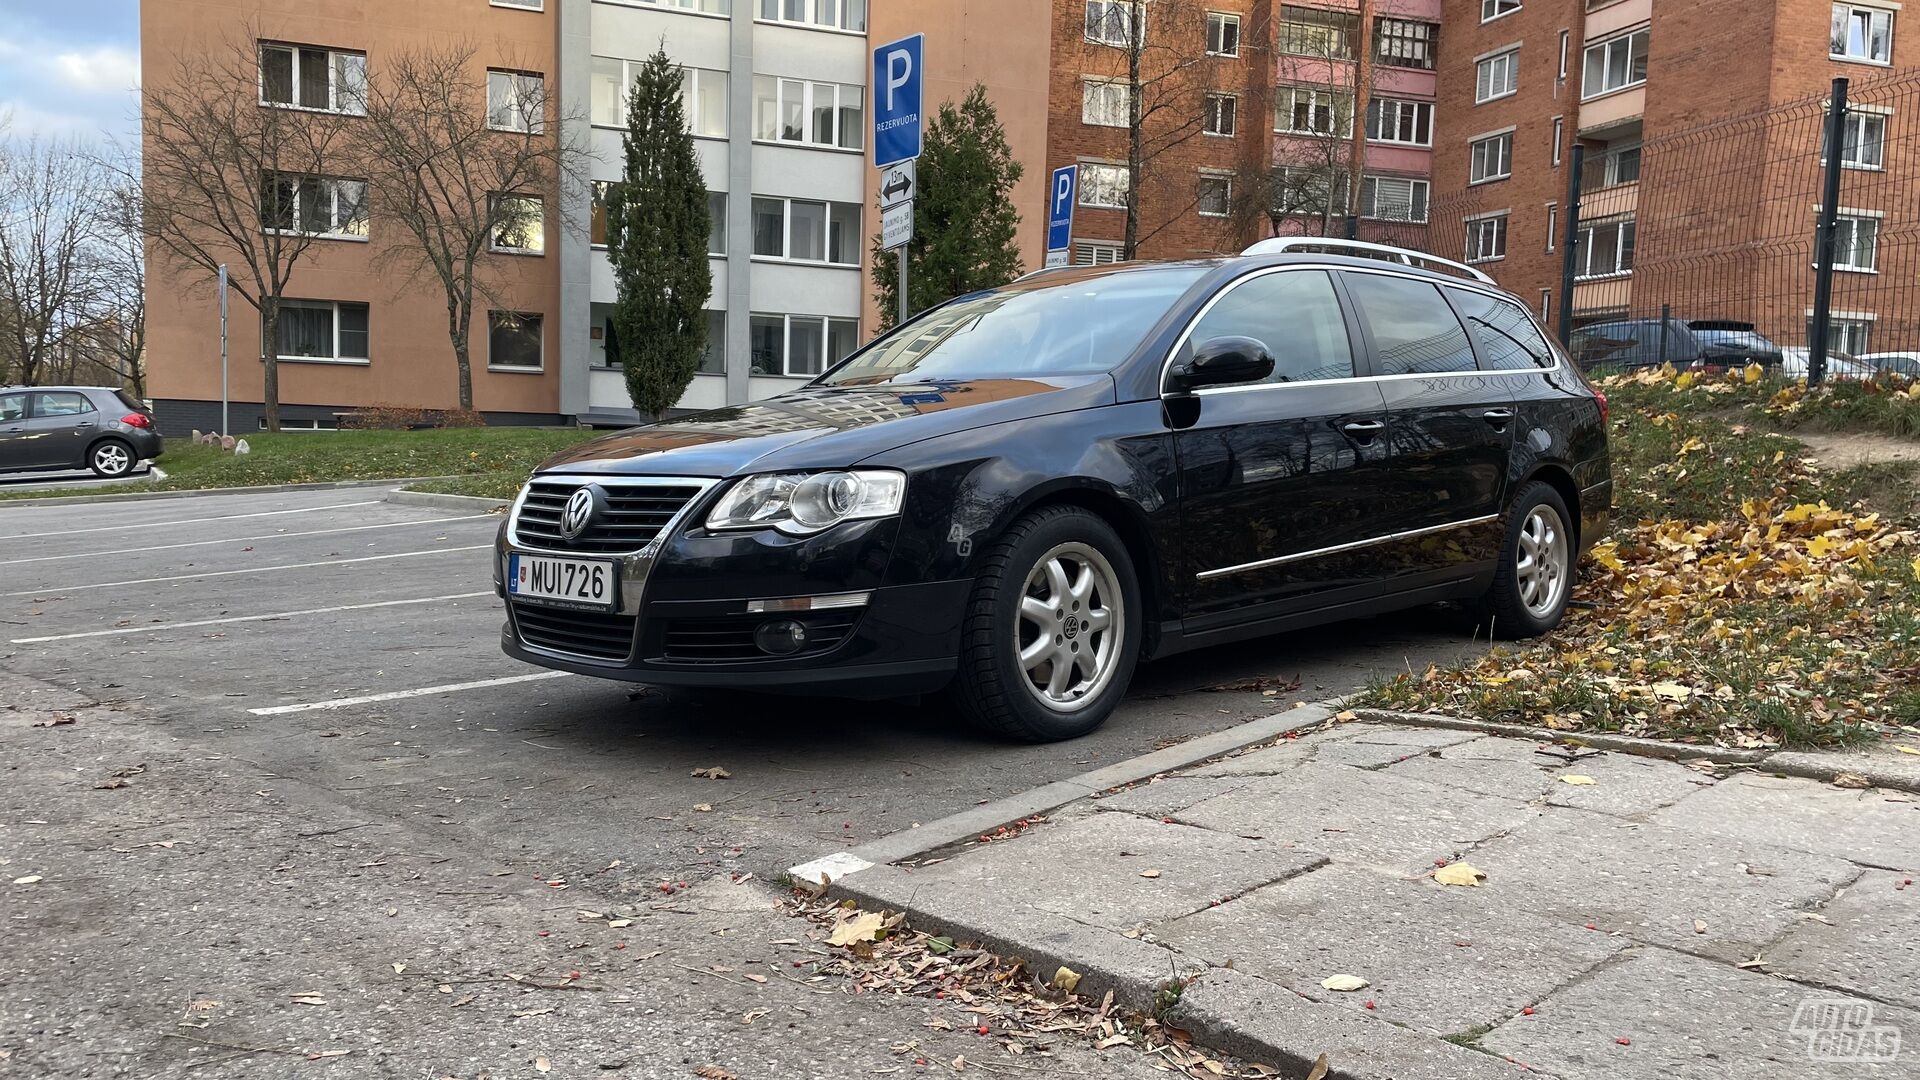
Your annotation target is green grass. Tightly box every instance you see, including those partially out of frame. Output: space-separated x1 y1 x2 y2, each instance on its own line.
403 471 536 502
0 426 602 503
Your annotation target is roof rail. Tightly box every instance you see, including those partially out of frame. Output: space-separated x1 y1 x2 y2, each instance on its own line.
1240 237 1496 286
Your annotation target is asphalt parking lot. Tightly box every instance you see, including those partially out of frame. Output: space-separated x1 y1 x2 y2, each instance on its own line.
0 486 1487 1076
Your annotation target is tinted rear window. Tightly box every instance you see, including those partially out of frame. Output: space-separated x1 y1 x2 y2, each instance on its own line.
113 390 149 413
1343 273 1477 376
1447 289 1554 371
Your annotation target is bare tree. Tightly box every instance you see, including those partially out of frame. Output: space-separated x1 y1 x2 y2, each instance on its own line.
0 135 104 387
139 29 359 430
88 175 149 396
355 43 586 412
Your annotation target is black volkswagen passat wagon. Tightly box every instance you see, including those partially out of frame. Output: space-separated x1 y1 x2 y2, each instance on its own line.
496 240 1611 742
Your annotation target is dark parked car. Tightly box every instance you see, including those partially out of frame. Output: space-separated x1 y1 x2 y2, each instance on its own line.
1571 318 1786 375
0 386 162 479
495 240 1612 742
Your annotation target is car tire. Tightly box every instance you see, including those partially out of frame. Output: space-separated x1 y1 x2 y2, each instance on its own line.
88 439 136 478
1480 481 1576 640
947 505 1141 743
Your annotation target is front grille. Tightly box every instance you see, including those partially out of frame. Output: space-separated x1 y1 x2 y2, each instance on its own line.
511 601 638 662
513 479 702 554
659 612 861 664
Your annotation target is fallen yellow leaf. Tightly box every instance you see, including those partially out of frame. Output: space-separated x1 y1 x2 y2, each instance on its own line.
1895 746 1920 756
1052 966 1082 993
1433 862 1486 887
1320 973 1369 992
826 910 886 947
1650 682 1692 701
1561 775 1598 786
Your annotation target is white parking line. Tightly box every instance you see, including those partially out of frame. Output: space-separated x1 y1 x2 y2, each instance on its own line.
2 545 492 596
0 501 384 541
10 592 492 644
8 516 494 565
249 671 575 715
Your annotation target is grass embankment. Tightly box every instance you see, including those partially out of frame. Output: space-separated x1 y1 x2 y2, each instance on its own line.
1366 368 1920 749
0 426 602 503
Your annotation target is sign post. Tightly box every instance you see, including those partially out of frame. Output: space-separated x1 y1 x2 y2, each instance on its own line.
217 264 230 436
873 34 924 327
1045 164 1079 269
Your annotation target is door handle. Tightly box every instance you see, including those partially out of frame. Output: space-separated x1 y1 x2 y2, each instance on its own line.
1480 409 1515 426
1340 420 1386 436
74 422 96 429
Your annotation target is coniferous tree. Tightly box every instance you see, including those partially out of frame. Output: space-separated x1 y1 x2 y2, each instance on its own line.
607 50 711 419
872 85 1024 330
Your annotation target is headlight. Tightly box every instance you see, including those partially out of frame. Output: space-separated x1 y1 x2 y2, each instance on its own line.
705 470 906 535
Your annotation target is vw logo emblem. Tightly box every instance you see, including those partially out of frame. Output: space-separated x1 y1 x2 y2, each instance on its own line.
560 487 597 540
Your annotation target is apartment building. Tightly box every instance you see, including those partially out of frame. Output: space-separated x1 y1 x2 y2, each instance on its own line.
1429 0 1917 348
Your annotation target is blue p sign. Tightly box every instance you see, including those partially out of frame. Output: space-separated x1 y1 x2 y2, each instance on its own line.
1046 164 1079 258
872 34 924 168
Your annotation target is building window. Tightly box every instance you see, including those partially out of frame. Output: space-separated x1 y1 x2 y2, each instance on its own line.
1575 217 1635 278
750 197 861 265
1271 166 1347 218
489 194 545 254
638 0 732 11
1552 116 1564 165
752 76 864 149
1207 12 1242 56
1376 19 1438 70
1825 110 1888 168
1482 0 1521 22
1595 144 1641 186
1198 173 1233 217
1545 202 1558 251
1366 98 1432 146
1204 94 1238 136
489 312 544 370
1277 87 1353 136
1476 50 1519 102
1466 214 1508 263
487 70 546 133
679 67 729 137
591 185 724 252
1813 315 1875 354
699 309 726 374
1583 29 1649 99
1470 132 1513 183
757 0 865 32
1082 78 1132 127
491 0 543 8
750 313 859 377
1832 4 1894 63
1079 162 1130 209
1361 176 1429 222
261 174 368 240
269 300 369 363
1281 5 1356 58
1833 214 1880 271
1075 240 1124 265
1558 30 1570 79
1540 289 1552 324
1085 0 1141 46
259 43 367 115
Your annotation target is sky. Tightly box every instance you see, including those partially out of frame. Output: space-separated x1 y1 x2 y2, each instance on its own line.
0 1 142 146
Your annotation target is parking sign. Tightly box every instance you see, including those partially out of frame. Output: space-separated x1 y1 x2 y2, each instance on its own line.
1046 165 1079 268
872 34 924 168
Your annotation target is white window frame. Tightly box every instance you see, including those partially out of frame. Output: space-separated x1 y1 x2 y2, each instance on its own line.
1366 97 1432 146
263 174 368 241
1197 172 1233 218
490 0 544 8
1476 48 1519 103
487 70 546 133
752 76 863 150
1557 29 1570 79
750 197 862 266
1375 18 1438 70
1582 28 1649 100
1079 162 1131 209
1469 131 1514 184
1270 165 1349 218
489 194 546 255
1552 116 1564 166
258 43 367 116
1082 78 1133 128
1832 212 1882 272
1826 107 1889 169
1276 86 1353 137
1207 12 1242 56
1809 311 1876 354
488 311 545 372
1085 0 1142 47
1465 213 1509 264
1281 5 1357 58
1361 176 1430 223
622 0 733 13
1575 217 1635 279
1482 0 1521 23
1204 93 1239 137
756 0 866 33
1545 201 1558 252
750 312 859 378
269 300 370 365
1601 144 1642 186
1831 3 1894 64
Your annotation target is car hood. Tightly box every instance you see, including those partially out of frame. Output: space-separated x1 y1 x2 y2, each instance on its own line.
535 376 1115 477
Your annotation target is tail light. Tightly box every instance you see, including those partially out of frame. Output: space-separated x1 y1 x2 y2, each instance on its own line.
1593 389 1609 425
121 412 153 429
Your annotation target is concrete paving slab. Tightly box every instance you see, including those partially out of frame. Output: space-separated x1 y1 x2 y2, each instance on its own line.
1174 761 1542 876
1651 772 1920 871
1769 869 1920 1011
1386 737 1717 818
1769 745 1920 795
1153 864 1626 1037
1091 776 1257 817
1459 810 1860 963
1481 948 1918 1080
1169 967 1530 1080
1189 724 1484 777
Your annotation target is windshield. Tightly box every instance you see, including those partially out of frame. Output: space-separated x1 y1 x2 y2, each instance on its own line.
821 264 1210 386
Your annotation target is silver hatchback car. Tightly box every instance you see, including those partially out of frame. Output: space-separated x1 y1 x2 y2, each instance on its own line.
0 386 164 479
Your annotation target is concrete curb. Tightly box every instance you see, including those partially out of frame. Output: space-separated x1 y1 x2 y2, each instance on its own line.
1761 749 1920 794
382 488 510 513
1350 706 1774 764
0 475 467 508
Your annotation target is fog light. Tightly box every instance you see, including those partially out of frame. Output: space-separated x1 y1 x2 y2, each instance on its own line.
754 619 809 656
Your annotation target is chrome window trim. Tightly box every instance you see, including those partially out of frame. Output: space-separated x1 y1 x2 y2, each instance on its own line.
1157 261 1562 398
1196 514 1500 581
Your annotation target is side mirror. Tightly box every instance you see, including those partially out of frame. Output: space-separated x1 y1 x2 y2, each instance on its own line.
1168 336 1276 393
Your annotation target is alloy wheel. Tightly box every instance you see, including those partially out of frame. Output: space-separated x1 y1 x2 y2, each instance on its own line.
93 444 131 475
1516 505 1569 618
1013 542 1125 713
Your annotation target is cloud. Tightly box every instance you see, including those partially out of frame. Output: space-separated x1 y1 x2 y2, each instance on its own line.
0 100 102 140
53 46 140 95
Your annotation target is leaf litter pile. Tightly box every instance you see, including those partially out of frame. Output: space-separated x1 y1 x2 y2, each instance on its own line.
1368 366 1920 749
788 892 1281 1078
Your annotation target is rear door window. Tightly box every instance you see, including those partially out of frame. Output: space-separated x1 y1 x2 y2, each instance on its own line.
30 391 94 418
1447 289 1554 371
0 394 24 422
1186 269 1356 384
1342 272 1478 376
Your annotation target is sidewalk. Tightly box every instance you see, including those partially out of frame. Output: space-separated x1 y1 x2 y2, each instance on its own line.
828 716 1920 1079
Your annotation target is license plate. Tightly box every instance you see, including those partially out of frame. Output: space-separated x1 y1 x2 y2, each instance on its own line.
508 553 617 612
